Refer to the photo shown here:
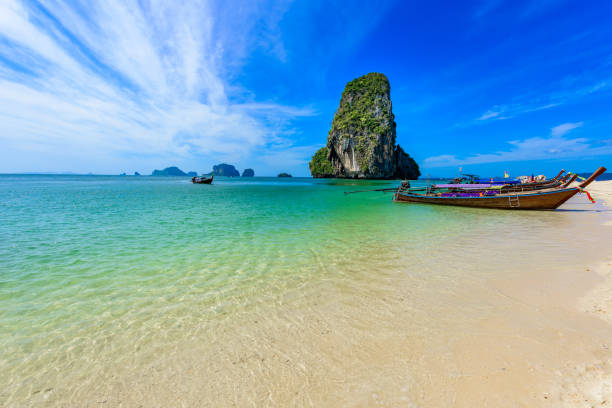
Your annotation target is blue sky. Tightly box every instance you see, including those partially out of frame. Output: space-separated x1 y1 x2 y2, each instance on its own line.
0 0 611 176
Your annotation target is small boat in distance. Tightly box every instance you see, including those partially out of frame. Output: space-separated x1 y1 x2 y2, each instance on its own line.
393 167 606 210
192 175 213 184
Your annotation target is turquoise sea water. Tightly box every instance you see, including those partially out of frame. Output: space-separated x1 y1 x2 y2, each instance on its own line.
1 175 611 405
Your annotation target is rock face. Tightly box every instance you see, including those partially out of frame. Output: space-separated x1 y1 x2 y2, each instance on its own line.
393 145 420 179
242 168 255 177
151 166 187 176
212 163 240 177
325 73 420 179
309 147 334 178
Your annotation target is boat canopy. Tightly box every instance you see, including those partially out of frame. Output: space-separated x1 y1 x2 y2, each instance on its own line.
474 179 520 184
434 184 507 189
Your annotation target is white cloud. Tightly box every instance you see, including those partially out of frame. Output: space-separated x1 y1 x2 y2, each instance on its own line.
551 121 583 137
472 80 608 125
477 110 502 120
475 102 559 123
0 0 312 173
423 124 612 168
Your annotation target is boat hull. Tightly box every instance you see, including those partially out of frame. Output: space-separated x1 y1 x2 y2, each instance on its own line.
192 176 213 184
393 188 579 210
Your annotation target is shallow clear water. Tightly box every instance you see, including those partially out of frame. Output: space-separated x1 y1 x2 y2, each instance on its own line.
1 175 611 406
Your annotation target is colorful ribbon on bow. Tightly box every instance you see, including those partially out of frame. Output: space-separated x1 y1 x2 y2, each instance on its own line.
583 190 596 203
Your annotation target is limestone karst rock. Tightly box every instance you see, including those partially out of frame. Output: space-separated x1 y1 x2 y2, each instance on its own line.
151 166 188 176
324 73 420 179
212 163 240 177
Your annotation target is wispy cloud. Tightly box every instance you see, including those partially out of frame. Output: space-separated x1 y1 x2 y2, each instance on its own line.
551 121 583 137
473 80 607 123
473 0 504 19
475 102 559 122
474 0 569 19
0 0 312 173
477 109 503 121
423 122 612 167
521 0 569 17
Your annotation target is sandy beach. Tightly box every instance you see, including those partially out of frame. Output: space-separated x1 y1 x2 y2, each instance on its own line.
560 180 612 406
580 180 612 324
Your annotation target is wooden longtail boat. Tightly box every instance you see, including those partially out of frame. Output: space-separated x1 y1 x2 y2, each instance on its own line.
452 169 566 186
497 169 568 191
192 175 213 184
393 167 606 210
438 171 573 193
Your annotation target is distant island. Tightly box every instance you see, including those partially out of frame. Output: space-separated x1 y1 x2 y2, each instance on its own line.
277 173 292 177
151 166 196 176
134 172 140 176
149 164 257 178
309 72 420 180
212 163 240 177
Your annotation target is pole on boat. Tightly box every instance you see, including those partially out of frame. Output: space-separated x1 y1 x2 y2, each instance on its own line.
561 174 578 188
553 169 565 181
344 187 398 195
578 166 607 189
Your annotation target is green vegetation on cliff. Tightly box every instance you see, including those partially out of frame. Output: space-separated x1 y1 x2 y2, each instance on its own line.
309 147 334 178
331 72 393 141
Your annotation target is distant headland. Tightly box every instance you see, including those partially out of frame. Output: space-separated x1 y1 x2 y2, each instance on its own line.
151 166 196 176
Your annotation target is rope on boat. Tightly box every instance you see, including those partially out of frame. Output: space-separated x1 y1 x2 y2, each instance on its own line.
582 190 596 203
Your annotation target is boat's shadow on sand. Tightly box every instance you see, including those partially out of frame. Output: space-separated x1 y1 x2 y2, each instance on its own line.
554 209 611 212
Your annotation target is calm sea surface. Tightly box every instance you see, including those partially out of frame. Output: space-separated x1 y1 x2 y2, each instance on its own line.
1 175 611 406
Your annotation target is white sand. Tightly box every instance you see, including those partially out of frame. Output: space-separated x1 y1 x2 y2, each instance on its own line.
559 180 612 407
580 180 612 322
589 180 612 226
